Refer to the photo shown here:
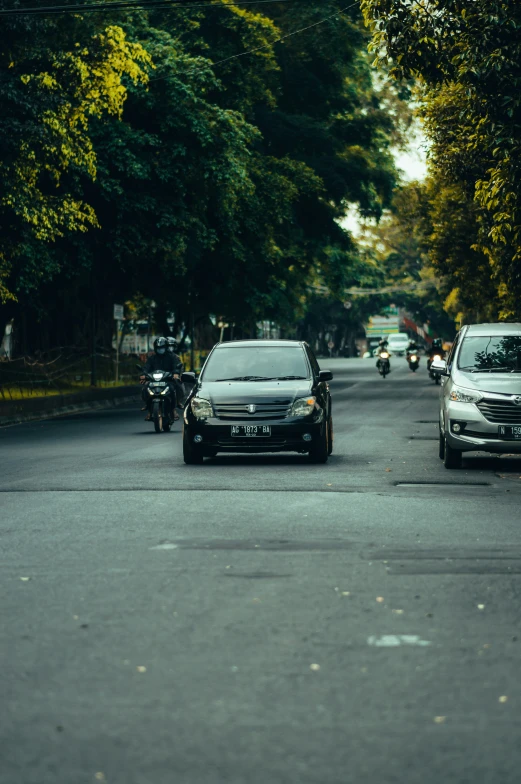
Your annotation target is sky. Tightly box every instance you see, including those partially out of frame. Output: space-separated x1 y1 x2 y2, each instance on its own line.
342 127 428 236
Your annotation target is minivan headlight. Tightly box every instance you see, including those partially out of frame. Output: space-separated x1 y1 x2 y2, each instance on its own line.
291 396 316 416
449 386 483 404
191 397 213 419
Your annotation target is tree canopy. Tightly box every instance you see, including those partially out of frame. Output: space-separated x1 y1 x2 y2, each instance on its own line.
1 0 405 353
362 0 521 322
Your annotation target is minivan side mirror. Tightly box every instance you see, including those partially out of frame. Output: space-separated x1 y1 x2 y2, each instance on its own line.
430 358 448 375
319 370 333 382
181 371 197 384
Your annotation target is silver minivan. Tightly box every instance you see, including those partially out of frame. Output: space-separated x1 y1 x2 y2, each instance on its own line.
432 323 521 468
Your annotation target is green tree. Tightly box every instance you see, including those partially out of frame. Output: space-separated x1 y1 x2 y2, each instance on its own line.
361 0 521 319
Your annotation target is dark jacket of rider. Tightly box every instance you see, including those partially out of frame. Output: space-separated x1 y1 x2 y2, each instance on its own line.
144 352 178 374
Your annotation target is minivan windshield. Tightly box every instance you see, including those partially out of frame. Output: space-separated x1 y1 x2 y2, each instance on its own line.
203 346 310 382
458 335 521 372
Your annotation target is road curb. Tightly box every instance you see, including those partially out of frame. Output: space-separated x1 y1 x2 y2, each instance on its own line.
0 387 140 427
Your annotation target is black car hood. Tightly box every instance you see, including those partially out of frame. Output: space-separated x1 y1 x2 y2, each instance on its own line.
197 379 312 404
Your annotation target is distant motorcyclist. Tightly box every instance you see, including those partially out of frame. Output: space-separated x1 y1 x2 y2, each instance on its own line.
406 338 419 354
166 336 185 409
375 338 389 357
140 337 178 419
428 338 445 359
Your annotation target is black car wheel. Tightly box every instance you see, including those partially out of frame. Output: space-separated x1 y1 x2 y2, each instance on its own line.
183 428 204 464
443 437 462 469
309 420 329 464
327 416 333 456
438 431 445 460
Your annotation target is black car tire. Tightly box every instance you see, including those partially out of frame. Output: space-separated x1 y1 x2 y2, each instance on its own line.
438 431 445 460
443 437 462 469
183 428 204 464
327 416 334 456
309 420 329 464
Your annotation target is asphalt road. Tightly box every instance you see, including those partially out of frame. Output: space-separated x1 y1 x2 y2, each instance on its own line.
2 357 521 784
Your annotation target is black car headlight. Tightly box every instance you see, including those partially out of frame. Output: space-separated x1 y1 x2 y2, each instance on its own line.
291 396 316 417
191 397 213 419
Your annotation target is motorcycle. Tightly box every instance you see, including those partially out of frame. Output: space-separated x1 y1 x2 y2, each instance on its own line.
427 353 443 384
137 366 176 432
407 351 420 372
376 349 391 378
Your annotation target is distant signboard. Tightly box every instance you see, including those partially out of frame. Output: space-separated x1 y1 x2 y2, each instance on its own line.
113 303 124 321
366 314 400 337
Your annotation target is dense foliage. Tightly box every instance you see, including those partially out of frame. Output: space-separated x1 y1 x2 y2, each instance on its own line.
362 0 521 322
0 0 402 354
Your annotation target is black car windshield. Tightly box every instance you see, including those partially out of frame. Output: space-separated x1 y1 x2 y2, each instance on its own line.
458 335 521 371
203 346 310 382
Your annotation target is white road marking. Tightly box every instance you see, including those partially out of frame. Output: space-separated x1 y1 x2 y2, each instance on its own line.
149 543 178 550
367 635 431 647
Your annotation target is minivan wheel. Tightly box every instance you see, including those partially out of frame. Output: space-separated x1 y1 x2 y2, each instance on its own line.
183 428 204 465
443 437 462 469
438 431 445 460
309 421 329 464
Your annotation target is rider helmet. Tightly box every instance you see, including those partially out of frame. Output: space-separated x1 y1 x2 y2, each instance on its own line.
432 337 443 350
153 336 168 355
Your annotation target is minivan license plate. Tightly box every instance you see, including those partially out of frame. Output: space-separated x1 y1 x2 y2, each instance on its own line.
498 425 521 439
231 425 271 437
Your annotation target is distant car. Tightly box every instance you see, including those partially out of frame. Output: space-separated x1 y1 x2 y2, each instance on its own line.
387 333 410 356
432 322 521 468
181 340 333 464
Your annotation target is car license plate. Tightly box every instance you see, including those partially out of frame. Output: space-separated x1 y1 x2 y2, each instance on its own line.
151 381 166 386
231 425 271 437
498 425 521 439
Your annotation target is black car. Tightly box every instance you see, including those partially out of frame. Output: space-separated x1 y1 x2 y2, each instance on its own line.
181 340 333 464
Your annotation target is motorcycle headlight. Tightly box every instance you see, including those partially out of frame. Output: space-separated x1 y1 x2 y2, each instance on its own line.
410 355 418 361
449 386 483 404
380 352 389 359
147 387 156 395
433 354 442 361
191 397 213 419
291 396 316 417
161 387 170 395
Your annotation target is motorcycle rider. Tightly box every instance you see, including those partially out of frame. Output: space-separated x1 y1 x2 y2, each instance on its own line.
407 337 419 354
376 337 390 372
140 337 179 420
428 337 445 358
166 336 185 409
427 337 445 369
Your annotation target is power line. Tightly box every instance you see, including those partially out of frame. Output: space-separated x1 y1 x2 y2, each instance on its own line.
0 0 341 16
148 1 359 82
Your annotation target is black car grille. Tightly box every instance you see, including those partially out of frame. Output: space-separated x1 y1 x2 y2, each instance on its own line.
476 398 521 424
216 437 287 448
213 401 291 421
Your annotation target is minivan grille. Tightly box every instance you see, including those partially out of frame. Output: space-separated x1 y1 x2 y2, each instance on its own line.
213 401 292 421
476 398 521 424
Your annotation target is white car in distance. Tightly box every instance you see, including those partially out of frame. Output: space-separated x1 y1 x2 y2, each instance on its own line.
387 333 411 356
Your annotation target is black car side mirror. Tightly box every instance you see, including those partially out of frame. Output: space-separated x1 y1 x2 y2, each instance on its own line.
181 371 197 384
319 370 333 382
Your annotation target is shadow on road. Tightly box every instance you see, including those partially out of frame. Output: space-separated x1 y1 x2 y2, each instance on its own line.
463 455 521 475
